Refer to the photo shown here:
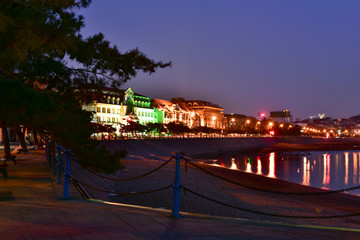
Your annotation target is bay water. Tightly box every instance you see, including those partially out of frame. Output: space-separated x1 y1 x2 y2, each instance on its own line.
207 150 360 196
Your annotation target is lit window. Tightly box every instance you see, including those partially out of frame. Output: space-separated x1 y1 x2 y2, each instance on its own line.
107 108 111 113
102 107 106 113
97 107 100 113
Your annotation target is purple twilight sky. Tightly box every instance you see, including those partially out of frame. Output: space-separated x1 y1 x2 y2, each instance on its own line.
79 0 360 120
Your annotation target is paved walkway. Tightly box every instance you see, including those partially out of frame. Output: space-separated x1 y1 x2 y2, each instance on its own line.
0 150 359 240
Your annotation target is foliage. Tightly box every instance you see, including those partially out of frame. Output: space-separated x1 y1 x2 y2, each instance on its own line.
121 122 146 133
166 122 190 135
91 123 117 134
146 122 166 134
192 126 215 134
0 0 170 173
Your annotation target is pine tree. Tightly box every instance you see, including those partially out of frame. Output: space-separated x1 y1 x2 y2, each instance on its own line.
0 0 171 173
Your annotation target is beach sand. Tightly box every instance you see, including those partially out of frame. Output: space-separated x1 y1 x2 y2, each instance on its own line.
68 137 360 229
72 155 360 229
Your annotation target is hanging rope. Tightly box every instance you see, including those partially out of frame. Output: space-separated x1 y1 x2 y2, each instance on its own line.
84 156 174 181
182 186 360 219
182 157 360 195
73 177 173 195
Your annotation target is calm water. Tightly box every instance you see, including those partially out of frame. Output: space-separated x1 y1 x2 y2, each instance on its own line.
206 150 360 196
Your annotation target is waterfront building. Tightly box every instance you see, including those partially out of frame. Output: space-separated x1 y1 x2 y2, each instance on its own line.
151 98 198 128
124 88 158 125
81 87 159 131
81 87 127 130
225 113 247 130
172 98 226 129
270 109 292 123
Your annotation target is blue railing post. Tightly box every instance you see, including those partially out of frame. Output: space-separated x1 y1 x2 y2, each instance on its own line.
63 149 70 199
172 153 182 218
57 145 62 184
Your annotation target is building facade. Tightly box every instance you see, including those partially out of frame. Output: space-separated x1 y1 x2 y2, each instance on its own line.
124 88 158 125
172 99 227 129
152 98 197 128
82 87 159 130
270 110 292 123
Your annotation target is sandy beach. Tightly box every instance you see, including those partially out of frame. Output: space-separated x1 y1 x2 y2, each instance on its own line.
69 137 360 229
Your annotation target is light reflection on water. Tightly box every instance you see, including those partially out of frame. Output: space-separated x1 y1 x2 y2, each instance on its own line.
209 150 360 196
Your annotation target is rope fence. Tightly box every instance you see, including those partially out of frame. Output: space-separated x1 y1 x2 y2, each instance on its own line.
73 178 173 195
84 156 174 181
46 144 360 221
182 186 360 219
182 156 360 195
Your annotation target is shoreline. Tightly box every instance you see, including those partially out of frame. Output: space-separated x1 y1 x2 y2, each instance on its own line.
183 138 360 159
100 157 360 229
260 141 360 153
75 137 360 228
100 136 360 160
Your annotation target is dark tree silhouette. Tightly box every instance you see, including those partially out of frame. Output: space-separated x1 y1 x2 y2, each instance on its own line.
0 0 171 173
166 122 190 137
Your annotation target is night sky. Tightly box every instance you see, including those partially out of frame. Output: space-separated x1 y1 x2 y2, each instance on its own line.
79 0 360 120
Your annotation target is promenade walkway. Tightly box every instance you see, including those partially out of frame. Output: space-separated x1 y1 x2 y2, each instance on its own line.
0 150 359 239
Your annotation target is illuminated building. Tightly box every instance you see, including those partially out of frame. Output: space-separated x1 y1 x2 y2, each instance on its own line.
270 109 292 123
124 88 158 125
81 87 159 128
151 98 198 128
172 98 226 129
82 87 126 125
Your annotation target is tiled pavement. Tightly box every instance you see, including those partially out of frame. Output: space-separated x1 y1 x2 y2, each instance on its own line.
0 150 359 240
